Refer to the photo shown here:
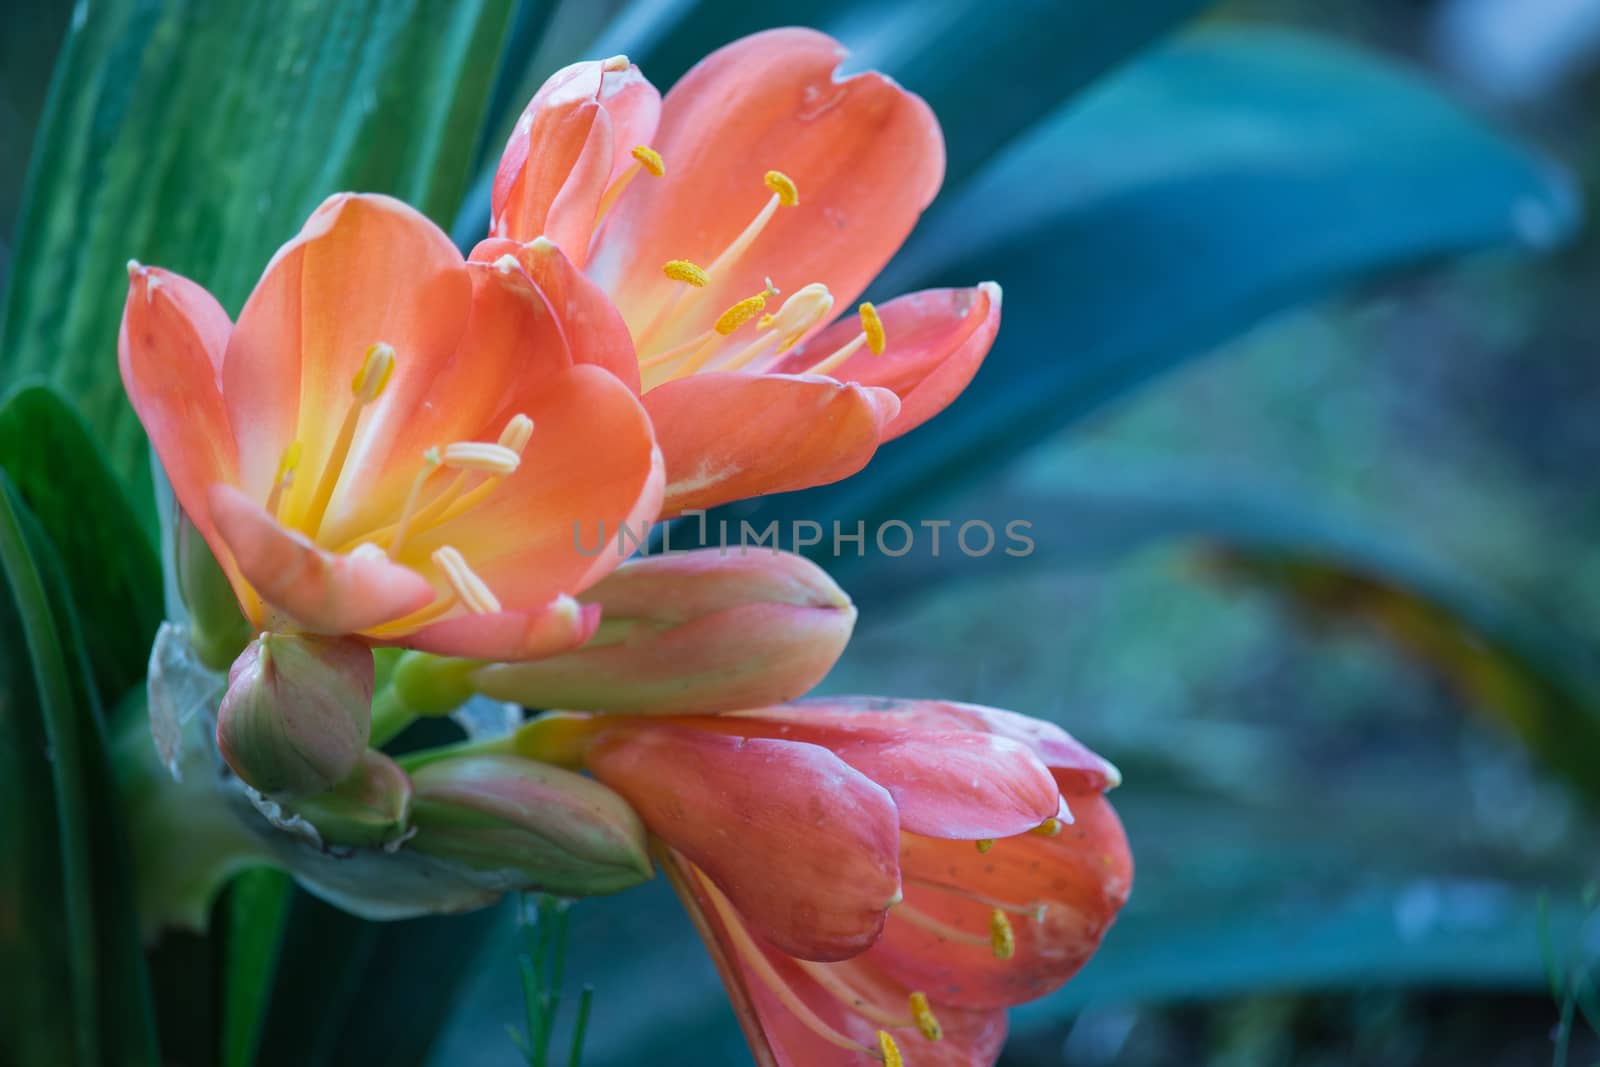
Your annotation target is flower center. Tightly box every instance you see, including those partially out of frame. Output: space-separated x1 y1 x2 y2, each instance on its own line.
266 343 533 625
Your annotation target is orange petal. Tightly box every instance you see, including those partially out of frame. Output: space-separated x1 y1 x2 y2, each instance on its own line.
589 725 901 961
472 236 641 393
587 28 944 350
643 372 899 516
398 364 663 608
208 483 435 634
662 848 1007 1067
872 796 1133 1010
491 59 661 266
118 265 236 555
388 598 601 661
775 284 1001 439
223 194 472 521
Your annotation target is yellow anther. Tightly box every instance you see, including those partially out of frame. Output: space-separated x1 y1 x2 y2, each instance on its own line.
877 1030 903 1067
352 342 396 403
662 259 709 287
859 302 886 356
265 441 303 518
908 992 943 1041
975 839 994 854
441 441 520 475
714 284 778 336
601 54 630 72
632 145 665 177
989 908 1016 961
498 413 535 454
1031 817 1063 837
433 546 501 615
757 313 775 329
491 253 522 275
764 169 800 207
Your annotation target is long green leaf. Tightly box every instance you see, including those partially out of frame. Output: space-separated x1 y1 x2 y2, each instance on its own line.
220 870 292 1067
730 27 1580 560
0 0 518 510
0 384 161 703
0 475 158 1066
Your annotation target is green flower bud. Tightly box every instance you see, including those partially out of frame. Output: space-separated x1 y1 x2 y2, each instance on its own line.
176 510 252 671
216 633 373 798
291 750 413 850
409 755 651 896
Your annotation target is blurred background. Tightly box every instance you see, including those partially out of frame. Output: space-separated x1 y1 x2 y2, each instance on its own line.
7 0 1600 1065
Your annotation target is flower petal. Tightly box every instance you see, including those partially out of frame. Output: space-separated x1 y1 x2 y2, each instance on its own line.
399 364 663 609
491 60 661 267
223 194 472 519
588 725 901 961
208 483 435 634
775 284 1001 438
644 372 899 516
472 236 641 393
663 848 1007 1067
588 28 944 351
389 597 601 661
873 796 1133 1010
119 265 236 552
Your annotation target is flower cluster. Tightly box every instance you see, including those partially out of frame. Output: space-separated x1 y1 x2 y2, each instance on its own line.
119 28 1129 1066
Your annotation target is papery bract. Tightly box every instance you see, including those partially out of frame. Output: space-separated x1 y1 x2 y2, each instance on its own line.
484 29 1001 515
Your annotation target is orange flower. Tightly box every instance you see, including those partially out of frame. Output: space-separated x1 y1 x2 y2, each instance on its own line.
513 699 1130 1065
481 30 1001 515
120 193 663 660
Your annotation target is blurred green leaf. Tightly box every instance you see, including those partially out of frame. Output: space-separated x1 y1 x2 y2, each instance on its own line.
736 26 1579 559
0 474 156 1066
0 0 518 515
220 870 292 1067
0 384 161 704
455 0 1209 243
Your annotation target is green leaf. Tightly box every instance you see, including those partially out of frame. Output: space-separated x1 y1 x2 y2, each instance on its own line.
220 870 292 1067
0 474 157 1066
0 0 518 510
454 0 1208 242
0 384 161 704
736 26 1579 559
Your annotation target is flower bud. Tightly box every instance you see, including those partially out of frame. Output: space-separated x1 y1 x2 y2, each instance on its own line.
409 755 651 896
468 549 854 714
175 509 252 671
216 633 373 798
290 750 413 850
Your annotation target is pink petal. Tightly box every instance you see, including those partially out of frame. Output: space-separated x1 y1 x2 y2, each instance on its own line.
389 598 601 661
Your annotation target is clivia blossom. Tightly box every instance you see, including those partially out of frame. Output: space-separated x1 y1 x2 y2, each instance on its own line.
482 28 1002 515
119 193 664 662
509 698 1131 1065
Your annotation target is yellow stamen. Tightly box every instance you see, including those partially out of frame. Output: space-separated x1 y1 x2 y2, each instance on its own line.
265 441 302 519
757 313 774 329
793 961 914 1029
713 283 778 336
601 54 630 72
352 342 396 403
662 259 709 287
893 901 991 948
878 1031 903 1067
631 145 665 177
909 992 942 1041
441 441 520 474
975 839 994 854
303 343 394 535
1031 817 1063 837
764 169 799 207
989 908 1016 961
801 331 868 377
498 413 535 453
432 546 500 615
388 447 442 558
902 875 1049 922
859 302 886 355
638 329 717 370
491 253 522 275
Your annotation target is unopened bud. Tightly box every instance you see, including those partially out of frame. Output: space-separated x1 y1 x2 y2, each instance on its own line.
216 633 373 798
468 549 854 715
409 755 651 896
290 750 413 849
175 509 251 670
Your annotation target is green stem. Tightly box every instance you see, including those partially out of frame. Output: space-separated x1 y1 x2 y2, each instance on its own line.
368 684 416 748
